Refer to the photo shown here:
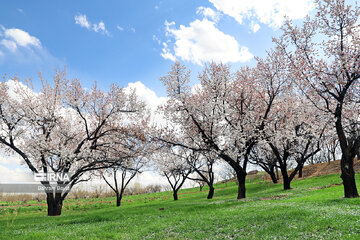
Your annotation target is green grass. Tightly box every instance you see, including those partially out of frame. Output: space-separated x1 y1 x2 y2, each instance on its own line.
1 173 360 239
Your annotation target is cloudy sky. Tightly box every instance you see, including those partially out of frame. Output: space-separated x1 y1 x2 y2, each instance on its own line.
0 0 316 187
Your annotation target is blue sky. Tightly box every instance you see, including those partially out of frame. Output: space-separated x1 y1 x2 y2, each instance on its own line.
0 0 316 97
0 0 319 183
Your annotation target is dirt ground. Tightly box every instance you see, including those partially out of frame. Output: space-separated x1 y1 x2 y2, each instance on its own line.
299 159 360 178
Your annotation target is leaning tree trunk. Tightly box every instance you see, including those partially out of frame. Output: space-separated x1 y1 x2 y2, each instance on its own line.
260 165 278 184
47 192 63 216
341 154 359 198
269 170 278 184
207 186 215 199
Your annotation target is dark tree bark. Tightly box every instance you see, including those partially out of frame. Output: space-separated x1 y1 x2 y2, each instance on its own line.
298 162 304 178
279 164 291 190
282 177 291 190
337 140 359 198
335 106 360 198
173 191 179 201
269 170 278 184
236 172 247 199
116 191 124 207
257 162 278 184
46 193 63 216
207 186 215 199
269 145 293 190
219 152 250 199
340 154 359 198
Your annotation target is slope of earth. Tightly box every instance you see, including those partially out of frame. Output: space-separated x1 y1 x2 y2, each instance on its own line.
300 159 360 178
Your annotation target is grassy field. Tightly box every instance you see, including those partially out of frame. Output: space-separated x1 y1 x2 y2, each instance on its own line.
1 173 360 239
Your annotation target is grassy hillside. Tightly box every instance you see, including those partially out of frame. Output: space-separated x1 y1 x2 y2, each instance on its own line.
1 173 360 239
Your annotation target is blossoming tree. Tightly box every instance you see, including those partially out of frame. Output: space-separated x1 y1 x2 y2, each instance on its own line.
275 0 360 197
0 70 146 215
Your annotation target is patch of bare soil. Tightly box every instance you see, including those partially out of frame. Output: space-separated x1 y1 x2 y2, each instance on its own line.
309 183 343 191
260 194 290 200
299 159 360 178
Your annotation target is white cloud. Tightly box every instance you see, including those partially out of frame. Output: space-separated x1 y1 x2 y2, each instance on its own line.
0 26 61 66
250 21 261 33
116 25 136 33
17 8 24 14
4 28 41 48
74 14 110 36
0 165 33 183
93 21 110 36
161 42 176 62
209 0 314 28
162 18 253 65
75 14 91 29
124 81 168 127
1 39 17 52
0 27 44 59
196 6 221 22
124 81 167 111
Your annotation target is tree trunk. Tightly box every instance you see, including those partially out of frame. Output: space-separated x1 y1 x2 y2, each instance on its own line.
340 155 359 198
207 186 215 199
173 190 178 201
280 166 291 190
332 151 336 162
116 192 122 207
283 177 291 190
236 173 246 199
199 185 203 191
298 163 304 178
47 193 63 216
269 171 278 184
